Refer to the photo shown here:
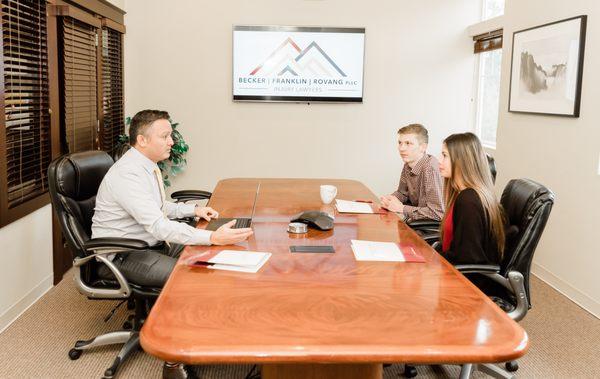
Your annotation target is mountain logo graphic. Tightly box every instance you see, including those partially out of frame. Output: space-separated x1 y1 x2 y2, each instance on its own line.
250 37 347 78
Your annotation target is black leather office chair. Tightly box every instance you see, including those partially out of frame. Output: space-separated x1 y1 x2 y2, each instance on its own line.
49 151 161 379
402 178 554 378
49 150 212 379
455 178 554 378
408 153 497 244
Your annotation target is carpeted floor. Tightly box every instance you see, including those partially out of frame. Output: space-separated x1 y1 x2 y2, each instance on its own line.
0 271 598 379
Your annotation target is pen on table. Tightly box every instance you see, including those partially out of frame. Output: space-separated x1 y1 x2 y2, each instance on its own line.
353 199 373 203
192 261 214 267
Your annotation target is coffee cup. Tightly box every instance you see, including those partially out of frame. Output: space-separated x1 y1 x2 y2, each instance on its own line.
320 185 338 205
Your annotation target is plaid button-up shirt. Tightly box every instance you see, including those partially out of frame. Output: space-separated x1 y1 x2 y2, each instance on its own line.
392 153 444 222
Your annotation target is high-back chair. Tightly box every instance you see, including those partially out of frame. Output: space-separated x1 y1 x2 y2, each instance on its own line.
455 178 554 378
48 151 161 379
402 178 554 378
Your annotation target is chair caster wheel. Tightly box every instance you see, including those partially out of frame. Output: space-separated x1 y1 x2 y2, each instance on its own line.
68 348 82 360
505 361 519 372
123 320 133 330
403 364 417 378
103 368 115 379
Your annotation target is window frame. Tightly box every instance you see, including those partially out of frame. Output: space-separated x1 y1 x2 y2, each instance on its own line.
468 13 505 151
473 48 502 149
0 0 124 231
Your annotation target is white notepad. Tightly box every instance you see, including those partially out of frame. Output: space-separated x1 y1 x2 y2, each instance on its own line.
350 239 405 262
208 250 271 273
335 199 374 214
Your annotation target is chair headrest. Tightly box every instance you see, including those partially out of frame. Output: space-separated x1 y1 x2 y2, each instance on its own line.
501 178 555 227
54 151 114 200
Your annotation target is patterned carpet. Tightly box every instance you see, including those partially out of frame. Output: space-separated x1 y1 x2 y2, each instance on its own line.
0 271 598 379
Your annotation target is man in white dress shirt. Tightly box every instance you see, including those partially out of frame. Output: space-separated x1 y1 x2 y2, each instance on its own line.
92 110 253 287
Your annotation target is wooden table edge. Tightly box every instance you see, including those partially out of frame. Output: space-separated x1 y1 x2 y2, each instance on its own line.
140 332 529 365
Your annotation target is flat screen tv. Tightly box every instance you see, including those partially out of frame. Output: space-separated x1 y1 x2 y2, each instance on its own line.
233 26 365 103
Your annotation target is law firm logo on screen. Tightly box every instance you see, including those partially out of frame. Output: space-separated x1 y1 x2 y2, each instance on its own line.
249 37 347 79
233 26 364 101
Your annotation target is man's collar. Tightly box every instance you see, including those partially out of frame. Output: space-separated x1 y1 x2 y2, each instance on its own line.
408 154 429 176
130 146 159 173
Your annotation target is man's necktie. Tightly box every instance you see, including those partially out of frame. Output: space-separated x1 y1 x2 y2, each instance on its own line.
153 167 171 248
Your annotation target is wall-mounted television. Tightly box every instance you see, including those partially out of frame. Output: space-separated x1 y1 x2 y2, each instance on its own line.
233 25 365 103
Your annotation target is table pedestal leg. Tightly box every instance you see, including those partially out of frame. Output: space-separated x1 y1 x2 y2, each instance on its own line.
262 363 382 379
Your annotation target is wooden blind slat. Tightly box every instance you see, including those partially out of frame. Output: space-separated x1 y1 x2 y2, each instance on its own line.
100 26 123 153
59 16 97 154
473 29 503 54
1 0 51 212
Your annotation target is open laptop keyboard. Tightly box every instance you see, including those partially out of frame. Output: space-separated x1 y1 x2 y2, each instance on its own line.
234 218 251 228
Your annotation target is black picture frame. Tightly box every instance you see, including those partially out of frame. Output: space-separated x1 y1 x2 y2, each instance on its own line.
508 15 587 117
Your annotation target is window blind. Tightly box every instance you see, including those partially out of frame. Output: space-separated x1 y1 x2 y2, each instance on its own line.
1 0 51 211
100 24 123 154
59 16 97 153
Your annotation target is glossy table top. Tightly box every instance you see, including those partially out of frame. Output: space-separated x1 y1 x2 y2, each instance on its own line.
140 178 528 364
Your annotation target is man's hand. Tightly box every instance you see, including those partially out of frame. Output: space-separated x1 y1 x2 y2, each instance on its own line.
379 194 404 213
210 220 254 245
195 206 219 221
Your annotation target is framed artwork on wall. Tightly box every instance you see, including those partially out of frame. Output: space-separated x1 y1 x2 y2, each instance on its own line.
508 15 587 117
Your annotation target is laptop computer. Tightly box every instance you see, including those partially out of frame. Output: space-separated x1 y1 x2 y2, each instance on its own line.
205 182 260 231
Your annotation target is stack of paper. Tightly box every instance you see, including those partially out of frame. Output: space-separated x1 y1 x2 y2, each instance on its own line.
335 199 374 214
350 240 425 263
189 250 271 273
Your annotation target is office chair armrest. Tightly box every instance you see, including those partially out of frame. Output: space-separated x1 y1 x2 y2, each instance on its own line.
407 220 441 229
73 254 132 299
171 190 212 202
422 232 440 244
84 237 150 253
502 271 529 322
74 237 155 300
456 266 529 322
455 264 501 274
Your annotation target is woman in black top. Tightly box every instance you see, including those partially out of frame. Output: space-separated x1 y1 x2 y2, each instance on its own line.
438 132 505 266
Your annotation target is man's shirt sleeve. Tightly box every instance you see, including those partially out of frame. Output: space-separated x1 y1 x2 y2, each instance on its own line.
402 165 444 222
109 169 212 245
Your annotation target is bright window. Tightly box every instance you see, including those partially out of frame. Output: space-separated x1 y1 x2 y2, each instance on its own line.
483 0 505 20
475 49 502 148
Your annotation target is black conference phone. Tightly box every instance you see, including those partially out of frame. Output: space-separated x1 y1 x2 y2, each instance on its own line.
290 211 334 231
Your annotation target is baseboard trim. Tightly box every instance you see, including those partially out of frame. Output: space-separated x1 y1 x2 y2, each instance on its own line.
532 262 599 319
0 274 54 333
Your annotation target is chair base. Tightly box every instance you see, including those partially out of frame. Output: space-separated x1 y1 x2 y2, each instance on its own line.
460 362 516 379
69 331 140 379
401 361 518 379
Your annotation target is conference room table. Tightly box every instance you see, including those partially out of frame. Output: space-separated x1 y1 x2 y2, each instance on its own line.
140 178 528 379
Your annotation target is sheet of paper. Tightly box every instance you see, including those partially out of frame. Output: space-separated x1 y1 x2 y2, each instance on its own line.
335 199 374 214
350 239 405 262
207 250 271 273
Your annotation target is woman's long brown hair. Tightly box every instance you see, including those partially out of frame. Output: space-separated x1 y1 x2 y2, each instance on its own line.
440 132 505 255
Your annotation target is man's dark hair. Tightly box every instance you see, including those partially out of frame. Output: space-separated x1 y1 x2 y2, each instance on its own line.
397 123 429 144
129 109 170 146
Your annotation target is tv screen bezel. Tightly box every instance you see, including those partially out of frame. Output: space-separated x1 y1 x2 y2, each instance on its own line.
232 25 365 103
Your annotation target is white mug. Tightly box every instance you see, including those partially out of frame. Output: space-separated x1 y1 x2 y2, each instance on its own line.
320 185 338 205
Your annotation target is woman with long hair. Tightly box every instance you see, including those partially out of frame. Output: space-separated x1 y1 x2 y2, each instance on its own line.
438 132 505 265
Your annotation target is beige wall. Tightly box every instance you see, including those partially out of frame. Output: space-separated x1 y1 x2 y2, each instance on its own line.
496 2 599 316
0 206 53 332
123 0 479 197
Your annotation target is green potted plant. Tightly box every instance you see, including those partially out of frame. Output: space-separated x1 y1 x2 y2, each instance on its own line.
117 117 189 187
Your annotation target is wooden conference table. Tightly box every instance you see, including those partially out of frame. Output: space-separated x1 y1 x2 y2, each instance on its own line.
140 178 528 379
